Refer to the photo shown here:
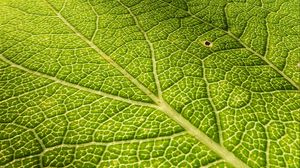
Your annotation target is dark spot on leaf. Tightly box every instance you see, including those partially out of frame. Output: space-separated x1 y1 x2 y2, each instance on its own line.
203 40 212 47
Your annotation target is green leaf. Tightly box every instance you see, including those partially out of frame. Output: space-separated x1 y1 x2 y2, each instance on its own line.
1 0 299 167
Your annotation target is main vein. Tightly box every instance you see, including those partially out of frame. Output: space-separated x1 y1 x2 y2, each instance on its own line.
42 1 250 167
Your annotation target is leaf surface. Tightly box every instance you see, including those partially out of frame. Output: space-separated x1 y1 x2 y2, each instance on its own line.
0 0 299 167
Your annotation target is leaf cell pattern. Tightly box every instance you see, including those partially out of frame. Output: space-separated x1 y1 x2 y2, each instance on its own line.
0 0 299 168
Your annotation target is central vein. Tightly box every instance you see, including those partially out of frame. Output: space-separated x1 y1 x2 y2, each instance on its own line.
43 0 249 167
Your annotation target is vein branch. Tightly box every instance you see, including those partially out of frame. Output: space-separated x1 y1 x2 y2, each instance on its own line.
202 61 223 145
156 100 250 168
117 0 163 99
191 12 299 90
41 1 250 167
0 54 157 108
44 0 160 103
226 31 300 90
161 0 300 90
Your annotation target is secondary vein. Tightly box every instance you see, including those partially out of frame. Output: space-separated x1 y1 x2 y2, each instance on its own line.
117 0 163 99
202 60 223 146
44 0 160 103
162 0 300 90
42 1 250 167
0 54 157 108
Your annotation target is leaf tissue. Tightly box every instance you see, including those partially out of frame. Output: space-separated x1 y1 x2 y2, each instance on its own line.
0 0 299 167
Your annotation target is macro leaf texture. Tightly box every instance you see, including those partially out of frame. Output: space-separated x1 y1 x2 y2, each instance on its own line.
0 0 299 167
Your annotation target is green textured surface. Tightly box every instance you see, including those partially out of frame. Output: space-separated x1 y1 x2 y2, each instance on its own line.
0 0 299 167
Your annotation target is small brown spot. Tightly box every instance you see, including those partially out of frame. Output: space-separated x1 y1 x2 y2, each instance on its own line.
203 40 212 47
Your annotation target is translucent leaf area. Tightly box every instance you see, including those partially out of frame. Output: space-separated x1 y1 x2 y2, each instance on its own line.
0 0 299 167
